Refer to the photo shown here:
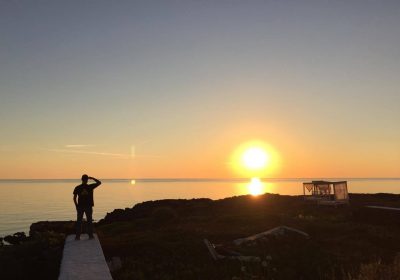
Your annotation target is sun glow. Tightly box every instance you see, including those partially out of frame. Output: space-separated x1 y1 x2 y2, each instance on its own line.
231 140 280 178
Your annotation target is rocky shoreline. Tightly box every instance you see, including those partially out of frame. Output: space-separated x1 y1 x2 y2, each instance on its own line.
2 193 400 279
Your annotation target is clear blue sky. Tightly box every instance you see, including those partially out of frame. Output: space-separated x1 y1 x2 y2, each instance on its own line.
1 1 399 178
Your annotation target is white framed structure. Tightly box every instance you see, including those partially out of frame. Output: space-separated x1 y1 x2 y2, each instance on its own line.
303 181 349 205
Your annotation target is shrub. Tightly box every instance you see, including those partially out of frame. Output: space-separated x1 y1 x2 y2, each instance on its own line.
151 207 178 225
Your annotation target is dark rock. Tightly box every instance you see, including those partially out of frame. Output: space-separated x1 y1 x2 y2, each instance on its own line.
30 221 76 236
4 232 28 245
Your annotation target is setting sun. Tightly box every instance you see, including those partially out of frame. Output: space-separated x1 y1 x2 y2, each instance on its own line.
231 140 280 178
242 147 269 170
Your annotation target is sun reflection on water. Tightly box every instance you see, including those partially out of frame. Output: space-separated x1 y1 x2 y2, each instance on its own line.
247 177 265 196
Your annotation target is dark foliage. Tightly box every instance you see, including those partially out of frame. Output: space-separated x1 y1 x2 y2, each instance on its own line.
96 193 400 280
0 231 65 280
4 232 28 245
3 193 400 279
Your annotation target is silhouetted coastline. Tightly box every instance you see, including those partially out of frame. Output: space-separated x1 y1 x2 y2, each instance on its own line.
2 193 400 279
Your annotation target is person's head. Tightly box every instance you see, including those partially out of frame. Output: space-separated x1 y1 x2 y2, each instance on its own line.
81 174 89 184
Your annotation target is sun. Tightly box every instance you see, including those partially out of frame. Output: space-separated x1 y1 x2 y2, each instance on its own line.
231 140 280 178
242 147 269 170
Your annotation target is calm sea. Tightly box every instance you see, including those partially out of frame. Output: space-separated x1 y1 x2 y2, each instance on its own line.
0 178 399 237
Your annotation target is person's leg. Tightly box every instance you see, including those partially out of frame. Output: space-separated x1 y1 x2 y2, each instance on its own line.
85 207 94 238
75 207 84 240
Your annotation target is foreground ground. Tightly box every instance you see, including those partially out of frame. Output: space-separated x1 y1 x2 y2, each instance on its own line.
2 193 400 279
96 193 400 280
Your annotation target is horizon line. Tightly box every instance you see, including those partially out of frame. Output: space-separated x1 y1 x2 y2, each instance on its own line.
0 177 400 181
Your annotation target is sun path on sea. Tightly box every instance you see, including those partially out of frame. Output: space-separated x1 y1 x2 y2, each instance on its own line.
58 234 113 280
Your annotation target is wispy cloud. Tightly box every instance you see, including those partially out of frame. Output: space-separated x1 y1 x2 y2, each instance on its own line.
65 144 95 148
44 148 130 159
43 142 162 159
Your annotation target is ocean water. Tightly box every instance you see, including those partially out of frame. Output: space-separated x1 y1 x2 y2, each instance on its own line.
0 178 399 237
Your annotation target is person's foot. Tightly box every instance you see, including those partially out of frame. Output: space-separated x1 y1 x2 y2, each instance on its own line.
75 236 80 241
88 235 95 240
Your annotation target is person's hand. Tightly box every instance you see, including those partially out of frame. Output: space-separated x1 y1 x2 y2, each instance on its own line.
88 176 93 180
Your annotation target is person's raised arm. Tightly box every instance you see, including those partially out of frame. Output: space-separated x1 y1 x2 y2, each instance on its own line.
88 176 102 188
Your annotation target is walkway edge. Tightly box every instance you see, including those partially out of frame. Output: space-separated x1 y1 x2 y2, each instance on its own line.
58 234 113 280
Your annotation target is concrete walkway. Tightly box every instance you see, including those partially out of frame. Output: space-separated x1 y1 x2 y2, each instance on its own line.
58 234 113 280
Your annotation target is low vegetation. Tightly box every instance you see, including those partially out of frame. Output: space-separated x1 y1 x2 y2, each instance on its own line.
0 231 65 280
2 193 400 279
96 193 400 279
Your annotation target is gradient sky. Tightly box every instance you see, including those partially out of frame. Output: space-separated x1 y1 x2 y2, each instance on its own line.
1 0 399 179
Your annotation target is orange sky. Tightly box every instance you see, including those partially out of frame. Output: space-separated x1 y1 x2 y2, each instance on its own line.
1 2 400 179
1 120 399 179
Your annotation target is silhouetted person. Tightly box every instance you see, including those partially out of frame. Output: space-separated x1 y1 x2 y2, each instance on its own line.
73 174 101 240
